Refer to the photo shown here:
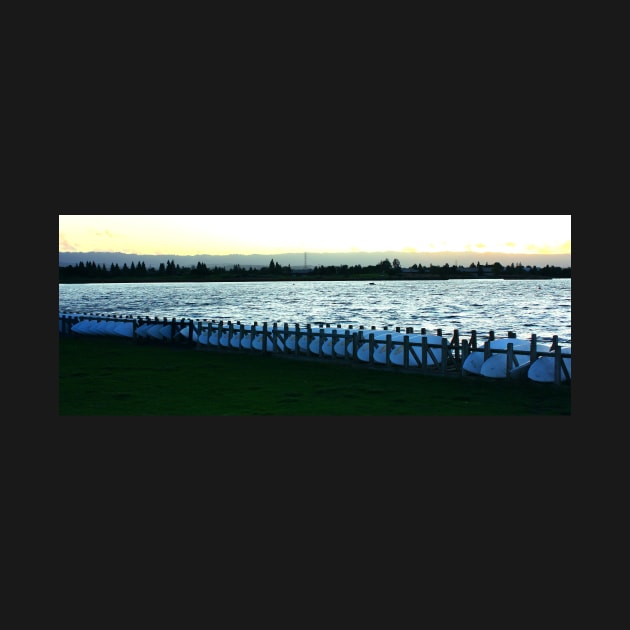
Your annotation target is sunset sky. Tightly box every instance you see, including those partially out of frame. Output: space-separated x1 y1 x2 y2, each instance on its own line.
59 214 571 257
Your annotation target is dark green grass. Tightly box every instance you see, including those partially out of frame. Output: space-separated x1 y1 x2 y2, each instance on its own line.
59 336 571 416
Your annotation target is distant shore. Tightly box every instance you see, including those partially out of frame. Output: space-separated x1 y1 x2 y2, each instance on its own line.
59 274 567 285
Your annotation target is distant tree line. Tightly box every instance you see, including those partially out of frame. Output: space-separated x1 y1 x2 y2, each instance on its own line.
59 257 571 283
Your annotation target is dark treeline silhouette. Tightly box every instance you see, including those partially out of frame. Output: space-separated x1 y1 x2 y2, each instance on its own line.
59 257 571 283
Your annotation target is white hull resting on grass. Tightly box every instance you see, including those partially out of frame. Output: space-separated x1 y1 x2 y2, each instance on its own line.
91 320 108 335
103 320 119 335
297 327 324 353
462 338 531 376
70 317 136 338
219 330 232 348
356 332 407 364
158 324 176 340
388 334 446 367
527 346 572 383
177 325 199 343
332 338 349 358
220 325 248 348
479 341 547 379
70 319 91 335
230 325 256 349
332 329 380 358
135 322 152 338
252 332 286 352
234 325 273 349
230 331 243 349
335 329 386 358
239 325 268 350
283 326 314 353
147 324 166 340
281 326 324 354
309 328 348 355
240 333 253 349
72 319 106 335
321 330 357 357
113 321 134 338
208 329 221 346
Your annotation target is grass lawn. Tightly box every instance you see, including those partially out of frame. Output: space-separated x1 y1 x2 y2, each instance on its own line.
58 335 571 416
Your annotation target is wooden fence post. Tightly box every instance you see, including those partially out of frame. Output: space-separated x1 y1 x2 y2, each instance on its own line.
461 339 469 374
368 333 376 364
452 329 460 364
530 334 538 364
554 344 562 385
506 342 514 377
421 336 428 373
441 337 448 375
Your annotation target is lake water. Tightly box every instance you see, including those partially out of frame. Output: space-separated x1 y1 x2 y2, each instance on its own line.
59 278 571 344
59 279 571 344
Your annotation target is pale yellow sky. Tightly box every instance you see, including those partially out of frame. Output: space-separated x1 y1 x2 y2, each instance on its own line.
59 214 571 256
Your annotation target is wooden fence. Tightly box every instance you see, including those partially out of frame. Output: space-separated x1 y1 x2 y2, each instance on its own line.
58 314 571 385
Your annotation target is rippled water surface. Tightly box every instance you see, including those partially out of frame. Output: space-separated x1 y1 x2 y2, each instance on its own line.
59 278 571 343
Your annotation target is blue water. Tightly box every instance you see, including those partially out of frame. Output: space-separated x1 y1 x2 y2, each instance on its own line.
59 278 571 344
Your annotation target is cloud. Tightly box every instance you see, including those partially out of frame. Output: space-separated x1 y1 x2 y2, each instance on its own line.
59 234 77 252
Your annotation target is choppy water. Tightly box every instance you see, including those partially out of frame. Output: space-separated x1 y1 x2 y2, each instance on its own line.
59 278 571 344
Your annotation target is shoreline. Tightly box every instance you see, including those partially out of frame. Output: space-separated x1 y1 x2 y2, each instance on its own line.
59 274 567 285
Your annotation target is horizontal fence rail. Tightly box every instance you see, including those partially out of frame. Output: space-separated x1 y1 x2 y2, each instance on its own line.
59 313 571 385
